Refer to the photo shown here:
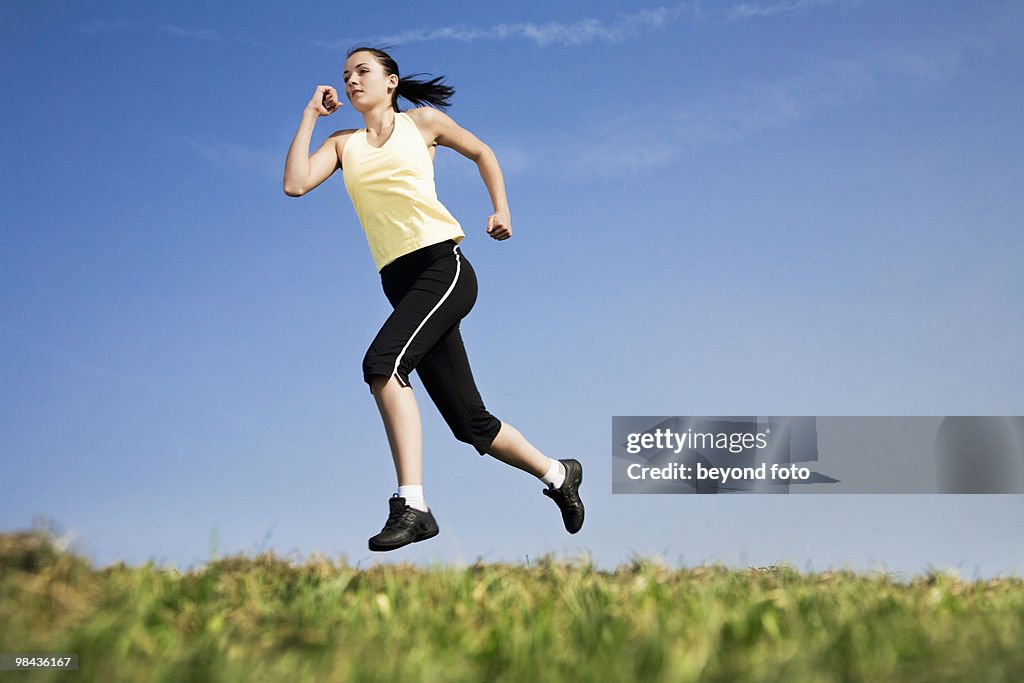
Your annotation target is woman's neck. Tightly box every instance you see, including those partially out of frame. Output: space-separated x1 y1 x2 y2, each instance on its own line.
362 107 396 135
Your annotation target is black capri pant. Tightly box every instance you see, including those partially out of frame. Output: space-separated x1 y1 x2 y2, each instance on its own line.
362 239 502 455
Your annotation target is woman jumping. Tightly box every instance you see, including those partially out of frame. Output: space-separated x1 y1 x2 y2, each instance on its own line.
283 47 584 551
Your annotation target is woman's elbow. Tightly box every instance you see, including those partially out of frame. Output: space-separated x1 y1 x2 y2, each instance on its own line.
472 144 495 163
283 181 306 197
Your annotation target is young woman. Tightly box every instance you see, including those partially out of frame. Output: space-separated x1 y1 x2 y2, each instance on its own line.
283 47 584 551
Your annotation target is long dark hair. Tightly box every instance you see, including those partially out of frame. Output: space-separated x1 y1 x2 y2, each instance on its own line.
346 46 455 112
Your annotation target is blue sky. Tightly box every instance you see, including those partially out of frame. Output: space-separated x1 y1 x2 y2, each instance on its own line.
3 0 1023 578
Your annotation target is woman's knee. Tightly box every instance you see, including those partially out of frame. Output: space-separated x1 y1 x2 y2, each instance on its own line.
363 347 398 391
367 374 390 394
448 414 502 455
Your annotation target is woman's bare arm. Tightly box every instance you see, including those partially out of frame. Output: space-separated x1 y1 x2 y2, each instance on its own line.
283 86 350 197
409 107 512 240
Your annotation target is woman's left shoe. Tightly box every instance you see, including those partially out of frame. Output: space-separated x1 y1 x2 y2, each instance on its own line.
543 459 585 534
368 495 439 551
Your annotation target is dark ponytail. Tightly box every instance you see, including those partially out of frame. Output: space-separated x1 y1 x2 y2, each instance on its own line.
396 74 454 111
346 46 455 112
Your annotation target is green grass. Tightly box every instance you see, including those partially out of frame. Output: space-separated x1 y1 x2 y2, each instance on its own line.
3 530 1023 682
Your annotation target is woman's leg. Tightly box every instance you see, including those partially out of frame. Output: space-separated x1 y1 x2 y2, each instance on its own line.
368 371 552 484
413 323 548 475
364 241 584 540
369 374 422 485
363 243 473 489
486 422 550 477
415 324 586 534
362 242 471 550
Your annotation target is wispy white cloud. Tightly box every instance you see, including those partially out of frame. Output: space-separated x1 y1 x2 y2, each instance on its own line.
394 4 697 46
316 2 702 50
726 0 852 22
517 42 965 178
158 24 222 42
319 0 861 50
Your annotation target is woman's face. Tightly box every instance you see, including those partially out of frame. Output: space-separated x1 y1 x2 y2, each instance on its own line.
343 52 397 112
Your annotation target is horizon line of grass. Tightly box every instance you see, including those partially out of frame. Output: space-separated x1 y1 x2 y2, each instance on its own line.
13 519 1021 584
4 529 1024 682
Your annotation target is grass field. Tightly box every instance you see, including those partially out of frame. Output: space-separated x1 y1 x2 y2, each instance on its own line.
3 529 1023 682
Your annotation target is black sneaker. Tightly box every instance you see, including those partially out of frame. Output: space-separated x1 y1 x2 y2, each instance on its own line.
368 495 439 552
543 458 584 534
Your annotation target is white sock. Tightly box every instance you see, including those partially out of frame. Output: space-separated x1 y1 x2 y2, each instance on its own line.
397 485 428 512
540 459 566 489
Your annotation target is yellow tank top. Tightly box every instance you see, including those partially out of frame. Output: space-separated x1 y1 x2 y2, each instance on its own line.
342 111 465 271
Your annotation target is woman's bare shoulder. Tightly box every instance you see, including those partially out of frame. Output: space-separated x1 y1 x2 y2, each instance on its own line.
329 128 360 143
404 107 455 147
330 128 360 164
405 106 451 126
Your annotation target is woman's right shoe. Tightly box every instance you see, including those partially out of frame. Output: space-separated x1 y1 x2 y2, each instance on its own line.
368 495 439 551
543 458 585 534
